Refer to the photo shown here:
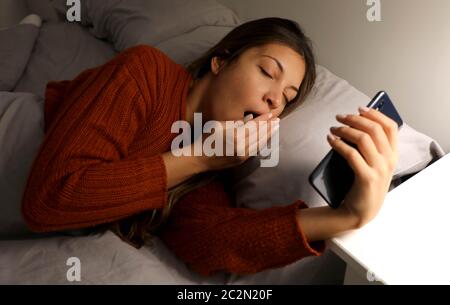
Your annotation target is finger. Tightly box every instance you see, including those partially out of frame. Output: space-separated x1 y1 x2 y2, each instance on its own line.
246 119 269 142
255 119 279 149
336 113 393 158
251 111 273 123
240 120 258 143
248 141 259 156
244 130 264 157
243 113 254 123
358 107 399 152
248 112 280 142
224 121 244 152
327 133 369 178
330 125 381 167
239 118 279 153
234 121 259 156
261 117 280 137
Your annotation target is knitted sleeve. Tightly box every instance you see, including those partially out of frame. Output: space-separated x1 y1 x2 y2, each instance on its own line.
22 56 168 232
158 180 326 277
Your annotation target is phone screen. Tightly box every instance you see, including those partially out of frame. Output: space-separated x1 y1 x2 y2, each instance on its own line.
308 91 403 208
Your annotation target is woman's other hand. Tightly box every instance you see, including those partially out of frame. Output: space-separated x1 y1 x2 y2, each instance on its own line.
328 106 399 228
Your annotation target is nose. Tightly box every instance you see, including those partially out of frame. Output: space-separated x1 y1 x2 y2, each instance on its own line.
264 92 283 109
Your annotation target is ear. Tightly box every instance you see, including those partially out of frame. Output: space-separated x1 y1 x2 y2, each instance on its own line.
210 56 226 75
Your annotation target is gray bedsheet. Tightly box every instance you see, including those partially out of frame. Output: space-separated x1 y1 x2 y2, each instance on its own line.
0 230 228 284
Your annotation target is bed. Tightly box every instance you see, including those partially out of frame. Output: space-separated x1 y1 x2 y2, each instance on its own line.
0 0 445 284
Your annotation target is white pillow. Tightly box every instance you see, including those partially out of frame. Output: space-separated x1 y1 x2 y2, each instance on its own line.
0 92 47 238
0 22 40 91
51 0 240 51
155 25 234 67
26 0 61 22
14 21 117 98
231 65 446 210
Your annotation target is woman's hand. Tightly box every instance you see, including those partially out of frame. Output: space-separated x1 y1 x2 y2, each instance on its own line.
195 112 280 171
328 106 399 228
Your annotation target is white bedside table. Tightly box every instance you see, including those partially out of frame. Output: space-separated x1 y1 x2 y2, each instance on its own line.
327 152 450 284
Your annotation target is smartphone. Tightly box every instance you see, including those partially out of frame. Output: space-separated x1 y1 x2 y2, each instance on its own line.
308 91 403 209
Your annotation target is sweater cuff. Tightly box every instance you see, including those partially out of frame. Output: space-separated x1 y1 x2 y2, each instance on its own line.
293 200 326 256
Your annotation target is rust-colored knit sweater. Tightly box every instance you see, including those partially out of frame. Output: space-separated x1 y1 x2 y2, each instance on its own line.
21 45 325 277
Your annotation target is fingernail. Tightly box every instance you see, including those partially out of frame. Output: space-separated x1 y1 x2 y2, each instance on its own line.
244 114 253 122
330 127 338 132
327 134 337 141
268 113 273 118
336 114 346 120
358 106 370 113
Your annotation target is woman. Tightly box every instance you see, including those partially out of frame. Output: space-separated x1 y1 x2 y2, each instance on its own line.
21 18 398 277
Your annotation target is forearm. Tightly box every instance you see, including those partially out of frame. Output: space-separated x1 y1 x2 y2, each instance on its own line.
162 149 208 189
159 195 325 276
296 206 360 242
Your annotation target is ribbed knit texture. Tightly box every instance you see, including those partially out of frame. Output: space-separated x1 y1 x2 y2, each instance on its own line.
159 178 325 276
21 45 325 276
21 45 191 231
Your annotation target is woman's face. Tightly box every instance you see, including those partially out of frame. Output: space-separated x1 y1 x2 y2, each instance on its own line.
203 43 306 121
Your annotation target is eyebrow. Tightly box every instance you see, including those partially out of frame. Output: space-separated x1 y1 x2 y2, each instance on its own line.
261 55 299 93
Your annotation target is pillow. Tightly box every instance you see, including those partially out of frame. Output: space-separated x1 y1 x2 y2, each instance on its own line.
51 0 240 51
14 21 117 98
26 0 61 22
230 65 446 210
0 92 48 238
0 19 40 91
155 25 234 67
13 20 236 98
0 91 101 239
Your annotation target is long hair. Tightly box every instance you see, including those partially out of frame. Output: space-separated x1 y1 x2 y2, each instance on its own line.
109 17 317 249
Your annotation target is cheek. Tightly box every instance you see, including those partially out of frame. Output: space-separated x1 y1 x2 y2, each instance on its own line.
230 71 264 107
274 107 285 117
216 73 258 107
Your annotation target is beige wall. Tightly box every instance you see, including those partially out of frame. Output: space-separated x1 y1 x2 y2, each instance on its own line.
219 0 450 153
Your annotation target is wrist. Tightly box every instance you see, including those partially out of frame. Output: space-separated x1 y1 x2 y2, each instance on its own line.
336 204 365 229
297 204 361 242
162 147 210 189
181 144 211 174
192 154 211 173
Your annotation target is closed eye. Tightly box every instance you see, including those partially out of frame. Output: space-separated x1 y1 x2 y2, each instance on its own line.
259 66 290 103
259 67 273 79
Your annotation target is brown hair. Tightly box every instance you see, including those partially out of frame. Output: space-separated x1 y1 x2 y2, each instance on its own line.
109 17 317 248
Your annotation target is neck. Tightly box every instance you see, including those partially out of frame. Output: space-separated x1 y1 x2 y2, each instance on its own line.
185 75 210 126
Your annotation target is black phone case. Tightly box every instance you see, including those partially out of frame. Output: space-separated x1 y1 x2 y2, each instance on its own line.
308 91 403 208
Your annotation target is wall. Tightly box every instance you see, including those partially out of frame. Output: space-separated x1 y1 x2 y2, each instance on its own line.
219 0 450 152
